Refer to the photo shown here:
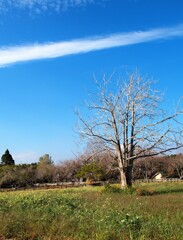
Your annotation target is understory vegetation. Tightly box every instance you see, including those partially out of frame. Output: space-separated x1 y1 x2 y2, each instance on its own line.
0 182 183 240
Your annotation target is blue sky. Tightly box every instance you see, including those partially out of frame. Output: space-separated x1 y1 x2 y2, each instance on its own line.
0 0 183 164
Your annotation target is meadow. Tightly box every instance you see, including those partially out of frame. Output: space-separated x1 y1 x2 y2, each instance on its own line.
0 182 183 240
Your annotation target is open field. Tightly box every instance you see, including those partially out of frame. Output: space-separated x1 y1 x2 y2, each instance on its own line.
0 182 183 240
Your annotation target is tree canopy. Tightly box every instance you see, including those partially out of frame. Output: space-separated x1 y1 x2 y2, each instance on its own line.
38 154 53 165
77 71 183 188
77 162 104 182
1 149 15 165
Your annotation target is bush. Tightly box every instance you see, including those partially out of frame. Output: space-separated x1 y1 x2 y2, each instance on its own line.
102 183 123 193
135 187 156 196
102 183 137 195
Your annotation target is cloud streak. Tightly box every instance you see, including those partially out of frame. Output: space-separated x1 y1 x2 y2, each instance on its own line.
0 24 183 67
13 151 39 164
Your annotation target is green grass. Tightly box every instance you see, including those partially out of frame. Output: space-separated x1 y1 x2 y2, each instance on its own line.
0 182 183 240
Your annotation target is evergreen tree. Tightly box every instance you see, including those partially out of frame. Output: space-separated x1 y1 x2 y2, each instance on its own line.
1 149 15 165
38 154 53 165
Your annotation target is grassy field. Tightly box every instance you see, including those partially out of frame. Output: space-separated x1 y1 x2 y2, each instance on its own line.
0 182 183 240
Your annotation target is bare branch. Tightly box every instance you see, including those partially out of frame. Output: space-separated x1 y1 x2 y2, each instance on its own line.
76 71 183 188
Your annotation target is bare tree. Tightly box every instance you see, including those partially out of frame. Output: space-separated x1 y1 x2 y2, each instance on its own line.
77 71 183 189
133 155 170 180
170 154 183 179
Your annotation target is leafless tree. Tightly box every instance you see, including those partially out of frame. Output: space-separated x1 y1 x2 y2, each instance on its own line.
133 155 171 180
77 71 183 189
58 158 83 181
170 154 183 179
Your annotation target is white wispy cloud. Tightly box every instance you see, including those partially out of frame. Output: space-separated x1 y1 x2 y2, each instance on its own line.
0 0 97 14
0 24 183 67
13 151 39 164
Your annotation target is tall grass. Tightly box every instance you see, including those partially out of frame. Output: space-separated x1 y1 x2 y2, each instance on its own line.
0 182 183 239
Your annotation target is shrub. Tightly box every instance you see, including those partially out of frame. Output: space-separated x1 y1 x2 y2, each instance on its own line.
135 187 156 196
102 183 123 193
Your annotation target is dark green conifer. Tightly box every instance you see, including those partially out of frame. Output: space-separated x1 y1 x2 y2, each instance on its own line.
1 149 15 165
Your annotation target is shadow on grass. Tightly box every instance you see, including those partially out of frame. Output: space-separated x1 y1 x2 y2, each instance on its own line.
155 188 183 195
135 186 183 196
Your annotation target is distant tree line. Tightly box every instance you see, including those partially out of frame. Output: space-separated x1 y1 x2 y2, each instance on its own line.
0 149 183 188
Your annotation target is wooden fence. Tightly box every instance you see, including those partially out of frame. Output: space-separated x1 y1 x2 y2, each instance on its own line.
0 179 182 192
134 178 183 183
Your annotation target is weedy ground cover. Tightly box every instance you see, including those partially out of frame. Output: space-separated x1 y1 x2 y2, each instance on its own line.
0 182 183 240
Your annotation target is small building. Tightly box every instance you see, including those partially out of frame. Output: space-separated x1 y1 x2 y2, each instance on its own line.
151 172 163 181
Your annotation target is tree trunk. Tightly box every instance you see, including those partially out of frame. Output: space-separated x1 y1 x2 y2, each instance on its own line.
126 165 133 187
119 168 127 189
